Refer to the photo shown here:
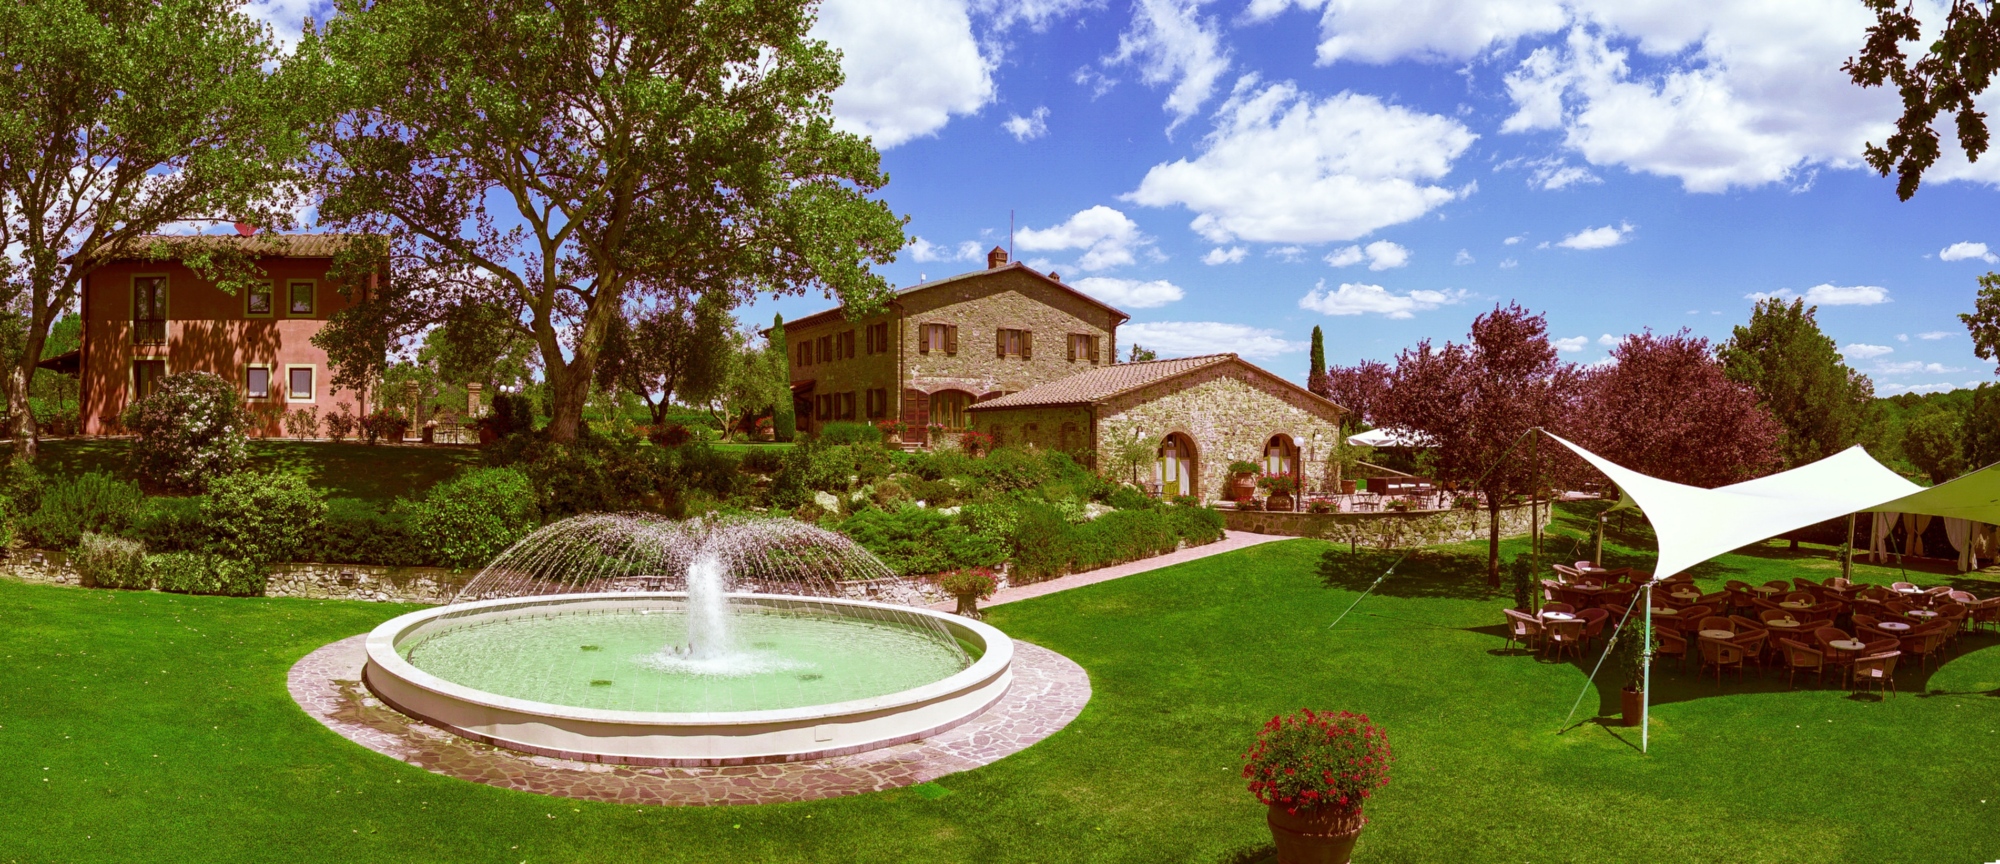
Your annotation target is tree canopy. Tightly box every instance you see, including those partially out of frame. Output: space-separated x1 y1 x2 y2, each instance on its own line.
1717 298 1875 469
306 0 906 442
1573 331 1783 488
1846 0 2000 199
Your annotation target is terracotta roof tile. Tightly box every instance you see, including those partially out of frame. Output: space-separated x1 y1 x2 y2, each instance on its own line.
969 354 1237 410
99 233 367 261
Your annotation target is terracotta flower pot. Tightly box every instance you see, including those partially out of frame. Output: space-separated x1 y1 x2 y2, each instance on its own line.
1340 479 1356 495
1621 687 1642 727
1266 493 1295 512
1267 804 1365 864
1230 476 1258 502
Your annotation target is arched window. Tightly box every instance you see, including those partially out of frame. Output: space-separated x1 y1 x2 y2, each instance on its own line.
1154 433 1198 498
1264 434 1297 478
929 390 972 430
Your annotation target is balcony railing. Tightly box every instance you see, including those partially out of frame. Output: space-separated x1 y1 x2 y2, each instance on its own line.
132 319 166 345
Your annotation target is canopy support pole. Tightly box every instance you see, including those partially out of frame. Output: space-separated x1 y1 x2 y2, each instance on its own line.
1843 513 1855 582
1594 514 1605 567
1641 581 1651 754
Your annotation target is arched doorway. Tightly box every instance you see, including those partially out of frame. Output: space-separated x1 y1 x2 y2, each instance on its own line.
1263 434 1299 483
928 389 973 432
1155 432 1198 498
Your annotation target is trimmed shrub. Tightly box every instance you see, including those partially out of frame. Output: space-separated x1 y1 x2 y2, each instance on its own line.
203 470 327 564
122 371 250 491
1104 484 1153 512
0 456 43 522
18 471 142 549
837 507 1004 577
740 447 785 474
1167 502 1226 546
648 423 693 447
128 496 209 553
307 498 421 567
75 532 148 589
323 405 357 443
360 410 412 445
996 499 1223 584
817 421 880 445
146 553 266 596
407 467 538 568
480 393 535 439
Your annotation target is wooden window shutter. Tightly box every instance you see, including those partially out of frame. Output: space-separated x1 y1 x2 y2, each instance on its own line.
1021 330 1032 360
997 328 1008 359
1067 334 1077 362
918 323 931 354
945 324 958 355
1090 335 1101 364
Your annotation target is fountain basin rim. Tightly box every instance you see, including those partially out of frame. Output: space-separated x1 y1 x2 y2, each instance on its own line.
363 591 1012 727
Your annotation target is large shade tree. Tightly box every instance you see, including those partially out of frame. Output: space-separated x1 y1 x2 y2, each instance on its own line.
1573 331 1783 488
306 0 906 442
1321 359 1389 432
596 292 737 428
1374 304 1580 587
1717 298 1875 469
0 0 314 456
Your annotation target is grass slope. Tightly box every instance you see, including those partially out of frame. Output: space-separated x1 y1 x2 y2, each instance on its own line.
1 507 1997 863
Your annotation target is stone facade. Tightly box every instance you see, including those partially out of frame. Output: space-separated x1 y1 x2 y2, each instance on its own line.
1096 371 1343 503
1223 502 1551 547
780 257 1125 442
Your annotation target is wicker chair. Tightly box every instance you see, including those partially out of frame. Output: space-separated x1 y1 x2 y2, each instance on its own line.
1698 636 1746 688
1860 637 1900 656
1758 608 1797 625
1900 628 1948 673
1973 597 2000 634
1763 580 1789 591
1545 618 1586 663
1502 609 1544 651
1815 626 1857 684
1541 579 1565 604
1656 630 1691 670
1734 630 1769 676
1852 651 1901 697
1778 638 1826 689
1699 615 1735 634
1577 608 1610 648
1891 581 1920 592
1784 591 1815 606
1725 579 1752 592
1552 565 1583 581
1729 614 1766 632
1541 602 1575 615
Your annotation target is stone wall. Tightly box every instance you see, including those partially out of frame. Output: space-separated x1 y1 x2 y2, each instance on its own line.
1223 501 1551 547
971 405 1095 457
1095 368 1345 504
0 550 465 604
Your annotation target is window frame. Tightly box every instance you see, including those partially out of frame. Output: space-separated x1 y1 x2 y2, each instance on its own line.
284 364 316 403
244 281 275 318
132 359 168 403
130 273 170 346
244 363 274 400
285 279 316 317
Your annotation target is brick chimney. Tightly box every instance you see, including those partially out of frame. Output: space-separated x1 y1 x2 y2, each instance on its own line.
987 246 1008 269
1048 271 1061 282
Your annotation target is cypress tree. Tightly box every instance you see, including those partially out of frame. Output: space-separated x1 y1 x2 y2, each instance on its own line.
1307 326 1330 397
770 313 795 441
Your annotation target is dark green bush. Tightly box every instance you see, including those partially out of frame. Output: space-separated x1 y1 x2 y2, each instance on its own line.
817 421 881 445
770 442 860 508
837 506 1005 577
306 498 421 567
0 456 43 523
996 499 1224 584
75 532 148 589
740 448 785 474
18 471 142 549
1166 502 1226 546
127 496 208 553
146 553 266 596
121 371 250 491
1105 484 1154 511
408 467 538 569
488 430 663 518
203 470 327 564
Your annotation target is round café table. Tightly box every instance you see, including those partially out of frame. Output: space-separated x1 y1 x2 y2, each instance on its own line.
1671 592 1700 602
1780 601 1813 610
1877 621 1911 633
1907 610 1939 620
1541 611 1576 622
1752 585 1783 597
1766 619 1800 629
1698 629 1735 640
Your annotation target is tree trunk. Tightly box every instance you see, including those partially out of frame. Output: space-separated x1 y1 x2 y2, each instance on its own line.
1486 492 1503 588
543 365 592 443
8 332 46 460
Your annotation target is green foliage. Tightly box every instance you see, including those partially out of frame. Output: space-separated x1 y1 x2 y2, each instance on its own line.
1901 405 1967 484
359 410 411 445
1965 384 2000 470
0 456 43 524
322 405 357 443
999 500 1221 583
283 406 320 441
770 317 796 442
407 467 539 569
122 372 251 491
306 498 421 567
145 553 266 597
74 532 148 590
769 442 862 507
1718 298 1874 469
599 292 738 426
1104 484 1154 512
482 393 535 439
18 471 142 549
837 507 1004 577
817 421 881 445
1606 621 1646 691
938 566 998 600
127 496 209 554
202 470 328 565
1508 554 1536 612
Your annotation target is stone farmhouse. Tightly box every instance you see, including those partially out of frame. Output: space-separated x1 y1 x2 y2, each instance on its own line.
778 247 1347 502
63 233 374 437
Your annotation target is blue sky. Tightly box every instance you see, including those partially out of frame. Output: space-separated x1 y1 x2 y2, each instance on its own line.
248 0 2000 394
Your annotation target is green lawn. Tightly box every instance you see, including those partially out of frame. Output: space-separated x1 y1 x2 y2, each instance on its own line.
708 441 794 456
6 438 481 502
1 506 1997 863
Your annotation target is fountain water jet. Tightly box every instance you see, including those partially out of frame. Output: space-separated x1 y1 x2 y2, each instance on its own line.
361 513 1014 765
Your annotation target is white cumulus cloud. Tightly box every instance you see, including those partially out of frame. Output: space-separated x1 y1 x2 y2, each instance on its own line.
1069 276 1186 309
1503 234 1525 245
1324 240 1411 270
1122 321 1303 360
1002 107 1050 141
1746 284 1891 306
1940 241 1998 263
1552 335 1588 352
1107 0 1232 128
1556 222 1631 250
1243 0 1567 65
1874 360 1965 376
1015 205 1154 271
1841 343 1894 360
1127 79 1476 244
1596 333 1619 346
1297 280 1468 319
818 0 996 148
1202 246 1248 265
1454 249 1474 265
906 237 984 263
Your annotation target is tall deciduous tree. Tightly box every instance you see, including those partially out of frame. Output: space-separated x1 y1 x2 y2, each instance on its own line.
1964 383 2000 468
1717 298 1875 469
1307 326 1329 397
307 0 906 443
0 0 314 456
1323 360 1389 432
768 314 795 442
1903 404 1968 484
597 292 736 427
1574 331 1783 487
1374 304 1579 587
1846 0 2000 200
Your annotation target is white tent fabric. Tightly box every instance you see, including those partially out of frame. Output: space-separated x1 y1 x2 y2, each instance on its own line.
1546 434 1925 579
1869 511 1895 562
1944 517 1973 571
1345 427 1433 448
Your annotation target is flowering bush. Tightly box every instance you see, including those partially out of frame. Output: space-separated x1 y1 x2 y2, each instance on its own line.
121 371 249 491
323 405 357 443
284 406 320 441
938 566 999 600
957 429 993 454
1257 473 1298 496
1242 709 1392 816
360 409 411 445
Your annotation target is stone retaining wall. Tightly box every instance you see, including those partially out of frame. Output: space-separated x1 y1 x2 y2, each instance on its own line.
0 550 465 604
1223 501 1551 547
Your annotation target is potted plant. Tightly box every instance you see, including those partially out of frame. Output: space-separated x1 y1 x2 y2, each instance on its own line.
876 419 905 445
1339 478 1357 495
1243 708 1392 864
1226 461 1261 501
939 567 998 619
1259 473 1299 511
1609 627 1645 727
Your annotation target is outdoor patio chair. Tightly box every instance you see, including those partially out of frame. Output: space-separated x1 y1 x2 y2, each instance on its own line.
1556 587 1595 609
1899 629 1948 673
1698 636 1746 688
1541 579 1565 603
1972 598 2000 634
1502 609 1544 651
1726 580 1752 592
1763 580 1789 590
1860 637 1899 656
1699 615 1735 634
1759 609 1796 624
1656 631 1691 670
1778 639 1826 689
1936 604 1969 648
1751 597 1785 614
1924 586 1953 598
1697 591 1731 609
1553 565 1583 580
1945 590 1977 606
1785 591 1815 605
1601 567 1633 580
1892 581 1919 593
1828 577 1853 589
1574 561 1594 571
1729 614 1766 633
1852 651 1901 697
1577 608 1610 648
1734 630 1769 676
1545 619 1586 663
1794 578 1821 592
1541 602 1575 615
1597 587 1637 620
1885 600 1913 615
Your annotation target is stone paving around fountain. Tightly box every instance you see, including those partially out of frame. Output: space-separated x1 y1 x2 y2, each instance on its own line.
290 633 1090 805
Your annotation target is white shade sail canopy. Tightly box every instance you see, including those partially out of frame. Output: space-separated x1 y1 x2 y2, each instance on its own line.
1545 433 1924 579
1346 427 1434 448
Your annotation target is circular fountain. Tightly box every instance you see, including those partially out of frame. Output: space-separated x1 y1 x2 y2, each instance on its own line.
361 515 1013 766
